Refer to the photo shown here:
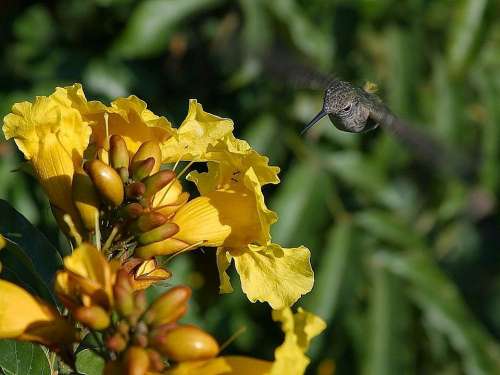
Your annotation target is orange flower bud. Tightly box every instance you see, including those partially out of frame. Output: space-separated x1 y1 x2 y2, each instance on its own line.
123 346 150 375
110 135 130 170
144 286 191 327
134 212 167 232
117 203 144 219
106 333 127 352
72 169 100 231
131 157 155 181
137 222 179 245
147 349 165 372
85 159 124 206
142 170 176 200
151 324 219 362
131 141 162 174
126 182 146 200
73 305 110 330
114 270 135 317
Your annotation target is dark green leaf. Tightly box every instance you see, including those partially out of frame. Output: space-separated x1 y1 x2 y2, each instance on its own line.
377 250 500 374
0 200 62 305
75 349 105 375
0 340 50 375
112 0 222 58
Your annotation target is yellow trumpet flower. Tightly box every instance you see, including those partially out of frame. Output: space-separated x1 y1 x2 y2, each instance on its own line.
0 279 77 347
166 308 326 375
2 87 92 231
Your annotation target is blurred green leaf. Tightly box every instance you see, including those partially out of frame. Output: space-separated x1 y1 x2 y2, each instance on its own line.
0 200 62 304
354 210 424 250
265 0 333 67
113 0 222 58
377 250 500 375
0 341 50 375
75 349 105 375
364 264 413 375
447 0 490 76
83 59 133 99
303 220 353 321
270 159 332 248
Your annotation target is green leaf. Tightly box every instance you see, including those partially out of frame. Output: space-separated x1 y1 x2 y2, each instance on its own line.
0 200 62 305
75 349 105 375
354 210 424 250
364 263 414 375
377 250 500 374
112 0 222 58
303 220 353 321
270 159 332 249
0 340 50 375
447 0 490 76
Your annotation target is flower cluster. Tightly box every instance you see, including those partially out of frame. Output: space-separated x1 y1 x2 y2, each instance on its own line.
1 84 325 374
3 84 313 308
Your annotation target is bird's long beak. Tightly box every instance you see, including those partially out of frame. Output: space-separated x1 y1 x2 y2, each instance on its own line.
300 110 327 135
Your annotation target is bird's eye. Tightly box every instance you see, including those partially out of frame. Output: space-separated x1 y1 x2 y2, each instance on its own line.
343 103 352 112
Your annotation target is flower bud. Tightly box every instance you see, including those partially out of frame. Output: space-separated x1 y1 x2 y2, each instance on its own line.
117 203 144 219
118 167 130 183
110 135 130 170
123 346 150 375
144 286 191 327
131 141 162 174
151 324 219 362
142 170 176 200
147 349 165 372
73 305 110 330
134 237 186 259
72 169 100 231
114 270 135 317
133 212 167 233
106 333 127 352
126 182 146 200
134 290 148 316
85 159 124 207
131 157 155 181
137 223 179 245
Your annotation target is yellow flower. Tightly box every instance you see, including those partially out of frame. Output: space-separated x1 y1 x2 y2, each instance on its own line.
161 99 234 163
122 258 172 291
0 234 5 249
2 86 92 230
55 243 119 311
166 308 326 375
0 279 77 346
186 150 313 309
61 84 175 156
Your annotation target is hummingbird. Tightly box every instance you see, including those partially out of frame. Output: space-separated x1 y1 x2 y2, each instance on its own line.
300 77 474 181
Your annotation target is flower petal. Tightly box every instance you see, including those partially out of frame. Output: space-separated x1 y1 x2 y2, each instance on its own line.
269 308 326 375
0 280 56 338
216 248 233 294
161 99 234 162
231 244 314 309
165 356 272 375
171 196 231 248
2 88 92 225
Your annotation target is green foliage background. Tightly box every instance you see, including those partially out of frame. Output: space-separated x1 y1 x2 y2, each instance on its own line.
1 0 500 374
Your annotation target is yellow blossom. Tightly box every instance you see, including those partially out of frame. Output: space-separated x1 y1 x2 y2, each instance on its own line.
2 87 92 230
0 279 77 346
166 308 326 375
161 99 234 162
61 83 175 156
55 243 119 310
187 150 313 309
